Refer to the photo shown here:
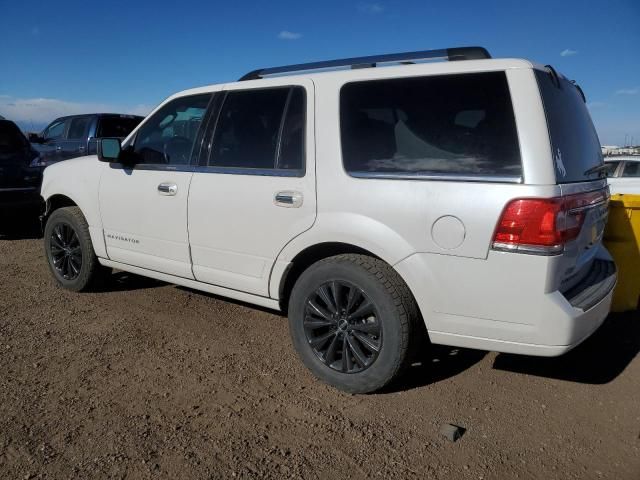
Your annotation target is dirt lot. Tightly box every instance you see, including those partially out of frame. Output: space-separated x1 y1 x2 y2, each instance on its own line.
1 214 639 480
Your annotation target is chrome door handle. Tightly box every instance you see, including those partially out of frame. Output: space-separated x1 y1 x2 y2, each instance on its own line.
274 191 303 208
158 183 178 196
55 146 62 151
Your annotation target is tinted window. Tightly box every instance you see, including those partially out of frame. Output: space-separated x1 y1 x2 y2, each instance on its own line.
97 116 143 138
622 162 640 178
43 120 66 141
133 94 210 165
535 69 603 183
0 121 29 154
67 117 91 140
340 72 521 177
605 161 620 177
276 88 305 170
210 87 304 171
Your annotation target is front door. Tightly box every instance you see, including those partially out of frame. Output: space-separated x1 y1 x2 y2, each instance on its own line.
36 118 67 163
188 81 316 297
59 115 92 159
98 93 212 278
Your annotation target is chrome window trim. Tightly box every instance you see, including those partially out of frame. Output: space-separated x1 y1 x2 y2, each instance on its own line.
349 171 522 183
108 163 304 177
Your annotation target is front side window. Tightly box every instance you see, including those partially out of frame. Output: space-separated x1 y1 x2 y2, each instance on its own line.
133 94 211 165
340 72 522 177
67 117 91 140
209 86 305 172
622 162 640 178
43 120 66 141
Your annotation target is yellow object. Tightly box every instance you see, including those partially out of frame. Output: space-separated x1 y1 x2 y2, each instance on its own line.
603 194 640 312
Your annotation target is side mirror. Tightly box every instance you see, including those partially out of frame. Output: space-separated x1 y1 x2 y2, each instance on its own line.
28 132 44 143
97 138 122 162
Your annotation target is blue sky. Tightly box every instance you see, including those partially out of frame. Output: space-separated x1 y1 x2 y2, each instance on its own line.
0 0 638 145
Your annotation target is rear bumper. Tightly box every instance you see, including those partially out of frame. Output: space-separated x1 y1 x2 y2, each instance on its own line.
395 247 616 357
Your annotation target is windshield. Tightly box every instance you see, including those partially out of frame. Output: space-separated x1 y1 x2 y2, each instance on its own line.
535 68 603 183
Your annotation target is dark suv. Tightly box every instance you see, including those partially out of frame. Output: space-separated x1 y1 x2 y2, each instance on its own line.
0 119 44 210
30 113 143 164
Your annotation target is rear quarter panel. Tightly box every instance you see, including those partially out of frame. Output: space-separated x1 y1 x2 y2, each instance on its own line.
273 63 561 335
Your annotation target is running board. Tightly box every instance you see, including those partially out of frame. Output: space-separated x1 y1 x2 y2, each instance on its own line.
99 258 281 311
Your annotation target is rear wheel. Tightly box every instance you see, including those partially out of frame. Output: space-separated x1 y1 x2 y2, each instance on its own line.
288 254 423 393
44 207 109 291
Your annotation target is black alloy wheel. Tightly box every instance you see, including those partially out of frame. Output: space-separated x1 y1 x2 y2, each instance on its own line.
49 222 83 280
304 280 382 374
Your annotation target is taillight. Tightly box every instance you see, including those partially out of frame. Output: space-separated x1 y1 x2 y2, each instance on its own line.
492 190 607 255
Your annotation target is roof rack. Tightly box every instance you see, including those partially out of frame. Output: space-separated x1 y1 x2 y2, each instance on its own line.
238 46 491 81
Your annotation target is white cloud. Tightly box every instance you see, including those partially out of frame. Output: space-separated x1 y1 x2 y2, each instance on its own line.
0 95 152 128
615 87 639 95
560 49 578 57
587 101 607 109
358 2 384 14
277 30 302 40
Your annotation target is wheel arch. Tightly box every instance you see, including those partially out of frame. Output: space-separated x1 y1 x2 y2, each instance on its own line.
44 193 78 217
40 157 107 258
277 242 382 311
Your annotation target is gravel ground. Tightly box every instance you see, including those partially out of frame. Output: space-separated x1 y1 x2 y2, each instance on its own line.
1 214 639 479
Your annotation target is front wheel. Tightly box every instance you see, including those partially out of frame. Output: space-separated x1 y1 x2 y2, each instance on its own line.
44 206 109 292
288 254 423 393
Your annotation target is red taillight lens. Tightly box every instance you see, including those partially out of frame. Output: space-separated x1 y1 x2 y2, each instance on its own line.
492 190 607 254
493 198 564 250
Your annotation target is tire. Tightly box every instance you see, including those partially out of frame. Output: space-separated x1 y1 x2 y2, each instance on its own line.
44 206 109 292
288 254 423 394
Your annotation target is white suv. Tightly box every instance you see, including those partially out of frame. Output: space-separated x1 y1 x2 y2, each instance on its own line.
41 47 616 393
605 155 640 194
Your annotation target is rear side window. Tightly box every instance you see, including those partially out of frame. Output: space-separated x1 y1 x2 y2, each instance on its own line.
67 117 91 140
535 69 603 183
622 162 640 178
209 86 305 173
97 116 143 138
340 72 521 178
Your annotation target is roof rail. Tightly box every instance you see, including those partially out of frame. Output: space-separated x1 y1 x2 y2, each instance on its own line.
238 46 491 81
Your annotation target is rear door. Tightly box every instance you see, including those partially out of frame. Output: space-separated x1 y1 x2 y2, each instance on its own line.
188 81 316 297
535 68 610 285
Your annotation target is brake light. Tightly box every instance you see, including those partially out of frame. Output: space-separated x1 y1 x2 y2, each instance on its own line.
492 190 607 255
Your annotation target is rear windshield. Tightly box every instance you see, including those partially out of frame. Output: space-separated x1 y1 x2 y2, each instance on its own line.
340 71 522 178
0 121 29 153
535 69 603 183
97 116 143 138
